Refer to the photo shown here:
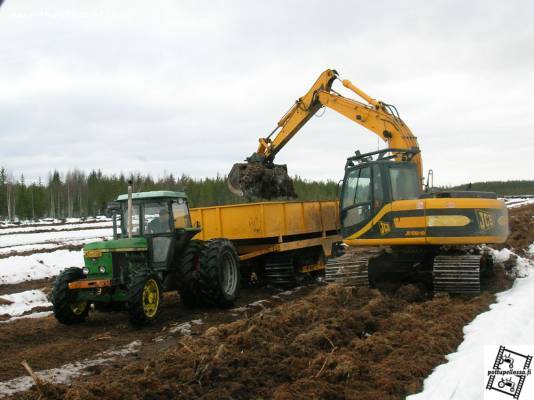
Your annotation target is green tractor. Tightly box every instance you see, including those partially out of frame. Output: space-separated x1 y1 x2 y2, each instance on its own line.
51 190 241 326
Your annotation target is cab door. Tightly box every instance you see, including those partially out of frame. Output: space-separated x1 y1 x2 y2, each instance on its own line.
339 165 373 238
142 201 175 272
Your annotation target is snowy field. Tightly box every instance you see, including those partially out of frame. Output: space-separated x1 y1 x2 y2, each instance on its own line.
0 218 112 322
501 196 534 209
408 249 534 399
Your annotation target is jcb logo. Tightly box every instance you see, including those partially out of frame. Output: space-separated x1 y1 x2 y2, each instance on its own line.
476 210 494 231
378 221 391 235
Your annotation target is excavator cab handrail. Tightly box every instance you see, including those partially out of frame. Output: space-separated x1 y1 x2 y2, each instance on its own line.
345 148 420 169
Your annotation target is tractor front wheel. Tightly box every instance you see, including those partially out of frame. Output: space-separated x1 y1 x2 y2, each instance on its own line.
126 274 162 326
51 267 89 325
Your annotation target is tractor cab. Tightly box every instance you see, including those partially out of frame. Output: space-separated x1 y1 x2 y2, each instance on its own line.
111 191 200 272
339 149 421 238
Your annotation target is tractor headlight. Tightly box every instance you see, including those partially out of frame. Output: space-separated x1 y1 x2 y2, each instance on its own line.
98 266 106 273
82 267 89 275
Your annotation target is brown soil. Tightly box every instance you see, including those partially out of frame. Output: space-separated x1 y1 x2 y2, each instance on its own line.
0 286 309 384
16 285 497 400
235 162 297 199
502 203 534 255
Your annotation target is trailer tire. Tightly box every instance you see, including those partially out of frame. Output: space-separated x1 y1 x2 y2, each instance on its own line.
176 240 204 308
198 239 240 308
51 267 89 325
126 273 162 326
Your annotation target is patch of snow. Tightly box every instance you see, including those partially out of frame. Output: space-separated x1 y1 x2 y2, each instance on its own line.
528 243 534 255
489 248 532 278
278 286 303 296
408 252 534 400
0 340 141 398
0 216 110 229
230 306 249 313
0 238 109 257
155 319 204 342
0 289 51 318
0 250 83 285
230 299 271 313
491 248 512 263
248 299 270 307
168 321 192 335
0 311 53 324
503 197 534 209
0 221 112 235
0 228 112 249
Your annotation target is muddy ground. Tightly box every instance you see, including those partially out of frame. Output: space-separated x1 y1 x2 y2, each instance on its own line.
2 203 533 400
503 203 534 255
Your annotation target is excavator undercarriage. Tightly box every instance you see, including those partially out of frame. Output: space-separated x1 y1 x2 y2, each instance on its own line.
325 245 494 294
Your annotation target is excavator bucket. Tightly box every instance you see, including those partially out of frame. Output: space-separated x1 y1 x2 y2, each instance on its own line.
228 162 297 199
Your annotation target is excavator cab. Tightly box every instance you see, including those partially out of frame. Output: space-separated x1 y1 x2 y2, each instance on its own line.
339 149 420 238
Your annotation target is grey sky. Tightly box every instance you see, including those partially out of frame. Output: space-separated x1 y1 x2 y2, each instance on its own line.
0 0 532 186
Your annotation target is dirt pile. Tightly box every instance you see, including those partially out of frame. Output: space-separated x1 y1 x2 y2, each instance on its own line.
232 162 297 199
22 284 495 400
504 204 534 255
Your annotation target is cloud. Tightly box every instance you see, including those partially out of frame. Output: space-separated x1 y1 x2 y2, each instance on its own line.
0 0 532 186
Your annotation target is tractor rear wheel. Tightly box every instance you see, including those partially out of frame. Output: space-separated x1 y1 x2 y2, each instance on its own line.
51 267 89 325
126 273 162 326
176 240 204 309
198 239 240 308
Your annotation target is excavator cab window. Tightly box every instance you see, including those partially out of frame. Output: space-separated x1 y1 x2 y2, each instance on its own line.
340 165 373 234
388 163 420 200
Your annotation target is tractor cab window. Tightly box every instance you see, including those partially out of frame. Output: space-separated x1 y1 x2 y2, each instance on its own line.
144 202 172 234
388 164 420 200
172 199 192 229
340 166 372 229
121 204 141 236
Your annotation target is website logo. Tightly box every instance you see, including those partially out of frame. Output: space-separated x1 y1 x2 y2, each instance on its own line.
485 346 533 399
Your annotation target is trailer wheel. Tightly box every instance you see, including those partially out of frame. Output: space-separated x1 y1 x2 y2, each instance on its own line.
51 267 89 325
176 240 204 308
126 273 162 326
198 239 240 308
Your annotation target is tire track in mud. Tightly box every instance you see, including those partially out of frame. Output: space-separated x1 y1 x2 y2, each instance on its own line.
0 285 313 389
11 283 508 400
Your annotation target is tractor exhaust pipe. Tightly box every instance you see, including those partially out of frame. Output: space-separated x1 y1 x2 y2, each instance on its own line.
127 180 133 239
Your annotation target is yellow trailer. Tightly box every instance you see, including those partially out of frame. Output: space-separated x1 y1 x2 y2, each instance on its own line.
190 200 342 285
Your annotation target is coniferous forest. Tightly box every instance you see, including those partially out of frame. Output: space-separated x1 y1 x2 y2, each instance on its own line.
0 167 338 220
1 166 532 221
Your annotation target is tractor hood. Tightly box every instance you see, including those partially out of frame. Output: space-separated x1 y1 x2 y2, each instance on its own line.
84 237 148 253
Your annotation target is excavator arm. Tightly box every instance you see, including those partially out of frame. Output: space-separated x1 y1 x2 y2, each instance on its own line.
228 69 422 198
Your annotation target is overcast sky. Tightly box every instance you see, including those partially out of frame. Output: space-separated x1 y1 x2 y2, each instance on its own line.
0 0 532 186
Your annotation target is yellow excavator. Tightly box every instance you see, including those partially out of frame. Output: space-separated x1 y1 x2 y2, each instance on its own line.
228 69 509 294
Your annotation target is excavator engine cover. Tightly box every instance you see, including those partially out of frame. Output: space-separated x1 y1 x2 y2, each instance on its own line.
228 162 297 199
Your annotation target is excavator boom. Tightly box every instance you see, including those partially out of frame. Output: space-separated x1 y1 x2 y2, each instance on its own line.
228 69 421 199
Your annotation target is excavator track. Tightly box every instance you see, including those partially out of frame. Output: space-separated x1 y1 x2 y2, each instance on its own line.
432 254 482 294
325 251 377 287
